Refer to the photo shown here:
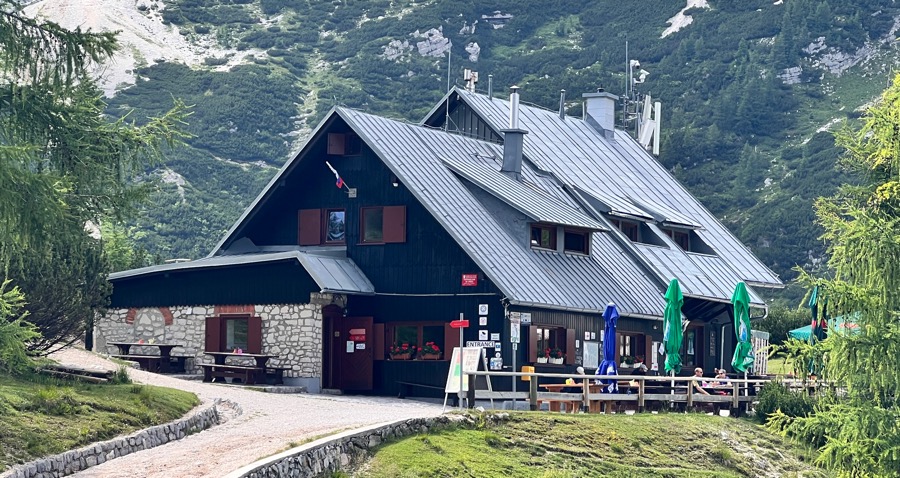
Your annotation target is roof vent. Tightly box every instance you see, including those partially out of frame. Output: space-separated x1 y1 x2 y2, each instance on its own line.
559 89 566 120
582 88 619 140
501 86 528 181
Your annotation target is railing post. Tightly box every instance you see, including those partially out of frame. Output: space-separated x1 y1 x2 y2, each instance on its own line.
581 378 589 412
732 380 739 409
529 374 538 411
638 377 645 411
686 377 693 409
466 373 476 408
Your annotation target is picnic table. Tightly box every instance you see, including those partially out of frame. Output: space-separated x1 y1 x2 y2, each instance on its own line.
201 351 283 385
108 341 185 373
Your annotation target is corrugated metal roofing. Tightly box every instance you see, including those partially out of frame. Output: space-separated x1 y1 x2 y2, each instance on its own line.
454 89 782 288
341 108 666 317
441 157 607 230
110 251 374 295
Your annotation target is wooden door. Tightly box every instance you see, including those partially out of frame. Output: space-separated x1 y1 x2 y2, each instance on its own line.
323 305 343 390
340 316 374 391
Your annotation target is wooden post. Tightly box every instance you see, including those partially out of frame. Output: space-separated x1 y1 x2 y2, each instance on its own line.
529 375 538 411
466 373 476 408
732 381 739 409
686 377 693 409
638 377 645 412
582 378 589 413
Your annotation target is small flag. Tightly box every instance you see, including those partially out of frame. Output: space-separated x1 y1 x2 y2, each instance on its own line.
325 161 345 189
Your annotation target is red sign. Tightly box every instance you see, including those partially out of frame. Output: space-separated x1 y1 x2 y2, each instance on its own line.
450 320 470 329
461 273 478 286
349 335 366 342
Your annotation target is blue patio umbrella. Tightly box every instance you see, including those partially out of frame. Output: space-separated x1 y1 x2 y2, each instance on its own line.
595 303 619 393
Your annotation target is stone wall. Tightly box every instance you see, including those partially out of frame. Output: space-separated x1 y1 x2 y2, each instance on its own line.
223 415 482 478
1 400 223 478
95 295 334 389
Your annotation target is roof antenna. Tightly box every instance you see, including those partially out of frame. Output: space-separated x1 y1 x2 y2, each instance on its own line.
444 50 451 131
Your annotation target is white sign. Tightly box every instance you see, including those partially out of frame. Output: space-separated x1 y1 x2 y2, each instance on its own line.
444 347 483 393
355 343 365 350
583 341 599 369
490 333 500 341
479 329 488 340
584 331 591 341
346 341 354 353
510 316 521 344
466 340 496 348
479 316 488 326
478 304 489 315
509 311 520 320
520 312 531 325
494 343 502 351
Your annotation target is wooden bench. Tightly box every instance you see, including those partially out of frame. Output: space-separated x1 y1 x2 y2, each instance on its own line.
538 398 582 413
111 354 161 372
264 367 289 385
168 355 189 374
198 364 261 385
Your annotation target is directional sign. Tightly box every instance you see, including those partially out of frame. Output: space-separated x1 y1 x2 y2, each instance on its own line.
450 319 470 328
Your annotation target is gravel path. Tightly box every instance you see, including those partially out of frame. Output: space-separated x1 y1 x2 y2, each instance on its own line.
49 347 443 478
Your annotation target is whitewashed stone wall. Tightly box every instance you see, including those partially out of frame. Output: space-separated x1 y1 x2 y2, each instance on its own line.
95 301 325 387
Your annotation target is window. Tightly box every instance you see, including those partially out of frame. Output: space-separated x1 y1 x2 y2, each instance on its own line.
225 317 249 350
362 207 384 243
529 325 576 365
663 228 690 251
610 219 639 241
360 206 406 244
327 132 362 156
563 229 589 254
385 322 451 359
324 209 346 243
530 225 557 250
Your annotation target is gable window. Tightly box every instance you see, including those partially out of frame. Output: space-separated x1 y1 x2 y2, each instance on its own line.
663 228 690 251
530 224 557 250
563 229 589 254
360 205 406 244
324 209 346 243
610 218 639 242
327 132 362 156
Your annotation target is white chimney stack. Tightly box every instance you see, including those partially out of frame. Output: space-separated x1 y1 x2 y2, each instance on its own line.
582 88 619 139
501 86 528 181
509 85 520 129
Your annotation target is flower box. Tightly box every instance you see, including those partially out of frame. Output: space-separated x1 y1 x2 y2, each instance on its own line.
420 354 442 360
549 357 564 365
390 353 412 360
536 357 548 364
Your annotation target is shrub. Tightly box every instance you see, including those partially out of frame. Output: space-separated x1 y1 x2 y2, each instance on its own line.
755 381 817 424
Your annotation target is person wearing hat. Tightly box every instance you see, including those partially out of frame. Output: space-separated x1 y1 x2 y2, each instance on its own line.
564 366 586 393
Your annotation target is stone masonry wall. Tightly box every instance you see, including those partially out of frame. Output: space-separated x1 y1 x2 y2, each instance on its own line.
1 400 223 478
95 296 331 381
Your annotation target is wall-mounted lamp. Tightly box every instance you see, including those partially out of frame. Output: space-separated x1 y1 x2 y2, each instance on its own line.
390 175 399 188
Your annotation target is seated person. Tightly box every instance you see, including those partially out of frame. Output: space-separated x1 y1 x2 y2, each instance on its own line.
714 368 729 386
692 367 711 395
564 366 586 393
632 356 649 375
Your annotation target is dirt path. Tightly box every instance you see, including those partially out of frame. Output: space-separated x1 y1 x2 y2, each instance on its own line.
48 347 442 478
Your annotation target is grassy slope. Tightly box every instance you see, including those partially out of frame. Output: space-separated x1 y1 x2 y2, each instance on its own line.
0 372 199 471
358 413 828 478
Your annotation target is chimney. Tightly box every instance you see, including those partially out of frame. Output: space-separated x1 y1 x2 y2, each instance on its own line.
500 86 528 180
582 87 619 139
559 89 566 120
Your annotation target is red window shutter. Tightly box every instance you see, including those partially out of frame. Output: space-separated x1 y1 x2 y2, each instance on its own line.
327 133 345 155
246 316 263 354
528 325 538 363
298 209 322 245
444 323 460 353
205 317 222 353
566 328 576 365
373 323 385 361
382 206 406 243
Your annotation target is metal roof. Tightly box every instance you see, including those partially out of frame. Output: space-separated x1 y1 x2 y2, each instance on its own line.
441 157 607 231
452 89 782 288
340 108 666 317
110 251 375 295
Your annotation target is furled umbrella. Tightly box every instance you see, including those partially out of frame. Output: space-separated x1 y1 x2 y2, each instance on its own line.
663 279 684 376
807 285 826 375
595 303 619 393
730 282 754 373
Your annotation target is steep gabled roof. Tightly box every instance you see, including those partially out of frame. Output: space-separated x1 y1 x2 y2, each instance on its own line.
435 88 782 290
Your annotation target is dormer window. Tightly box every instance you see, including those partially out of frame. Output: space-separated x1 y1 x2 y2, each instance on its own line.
563 229 589 255
663 228 690 251
530 224 557 250
610 218 639 242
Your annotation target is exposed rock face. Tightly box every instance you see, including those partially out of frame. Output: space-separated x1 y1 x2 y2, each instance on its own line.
466 42 481 62
778 66 802 85
414 27 451 57
382 39 412 60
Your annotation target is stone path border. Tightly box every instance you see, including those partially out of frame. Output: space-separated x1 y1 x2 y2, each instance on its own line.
1 399 230 478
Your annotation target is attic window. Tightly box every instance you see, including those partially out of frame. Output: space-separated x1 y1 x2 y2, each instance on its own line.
530 225 557 250
327 133 362 156
610 218 639 242
663 228 690 251
563 229 589 255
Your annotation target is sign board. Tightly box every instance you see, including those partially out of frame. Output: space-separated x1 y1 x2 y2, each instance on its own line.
461 274 478 287
466 340 495 348
520 312 531 325
510 315 521 344
450 319 469 328
444 347 483 393
478 304 489 315
479 330 488 340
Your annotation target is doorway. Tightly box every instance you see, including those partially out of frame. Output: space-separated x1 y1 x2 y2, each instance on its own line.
323 306 373 391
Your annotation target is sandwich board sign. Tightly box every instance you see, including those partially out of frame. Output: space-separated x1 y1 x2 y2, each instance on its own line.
443 346 492 410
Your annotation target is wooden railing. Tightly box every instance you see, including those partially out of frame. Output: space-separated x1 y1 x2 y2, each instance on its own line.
462 370 773 413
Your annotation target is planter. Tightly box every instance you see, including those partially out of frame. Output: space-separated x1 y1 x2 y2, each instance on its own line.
549 357 564 365
536 357 548 364
390 353 412 360
420 354 442 360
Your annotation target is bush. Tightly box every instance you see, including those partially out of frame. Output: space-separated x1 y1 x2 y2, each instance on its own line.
755 381 816 424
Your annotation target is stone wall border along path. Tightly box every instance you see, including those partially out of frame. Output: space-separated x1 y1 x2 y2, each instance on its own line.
224 414 492 478
1 399 230 478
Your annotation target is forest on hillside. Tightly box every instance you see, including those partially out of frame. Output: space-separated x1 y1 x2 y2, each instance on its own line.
108 0 900 303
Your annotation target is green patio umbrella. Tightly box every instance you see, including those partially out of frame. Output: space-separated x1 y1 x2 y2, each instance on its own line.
806 286 826 375
730 282 754 373
663 278 684 375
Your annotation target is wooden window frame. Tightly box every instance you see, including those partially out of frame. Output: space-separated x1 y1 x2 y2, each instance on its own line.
382 321 455 360
323 208 347 244
205 314 262 354
360 206 406 244
663 228 691 251
618 220 639 242
528 324 576 365
327 132 362 156
563 228 590 255
530 224 557 250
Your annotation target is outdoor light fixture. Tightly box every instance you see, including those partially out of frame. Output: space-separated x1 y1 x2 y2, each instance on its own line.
391 175 399 187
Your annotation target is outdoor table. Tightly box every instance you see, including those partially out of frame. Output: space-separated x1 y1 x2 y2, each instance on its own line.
204 351 278 369
539 383 603 412
108 341 181 373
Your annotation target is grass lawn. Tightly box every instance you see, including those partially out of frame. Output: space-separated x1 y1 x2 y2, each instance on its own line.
0 370 199 472
357 412 829 478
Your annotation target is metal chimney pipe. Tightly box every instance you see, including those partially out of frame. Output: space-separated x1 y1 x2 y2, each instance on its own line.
509 85 520 129
559 89 566 120
488 74 493 99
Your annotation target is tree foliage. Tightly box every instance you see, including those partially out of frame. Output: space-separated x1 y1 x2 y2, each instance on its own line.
768 74 900 477
0 280 40 374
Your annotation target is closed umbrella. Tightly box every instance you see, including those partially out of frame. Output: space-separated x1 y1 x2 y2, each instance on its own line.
730 282 754 373
663 279 684 376
596 303 619 393
807 286 826 375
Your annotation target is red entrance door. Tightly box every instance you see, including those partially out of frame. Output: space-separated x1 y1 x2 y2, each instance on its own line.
326 315 373 391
